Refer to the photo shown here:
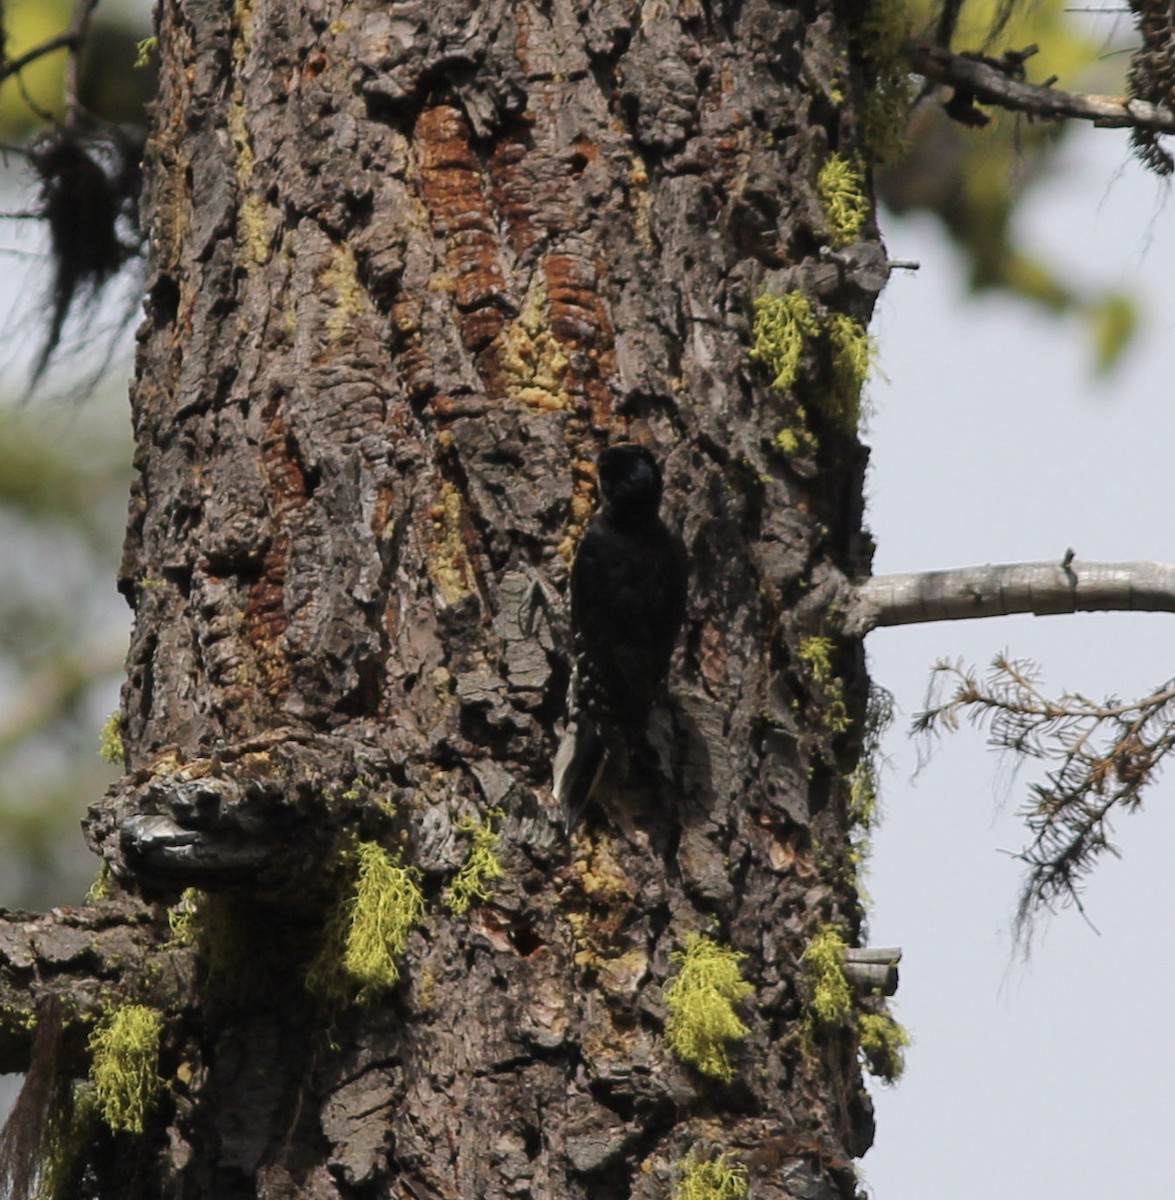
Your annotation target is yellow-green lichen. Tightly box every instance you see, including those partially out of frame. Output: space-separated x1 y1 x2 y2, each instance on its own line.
750 291 819 393
673 1151 749 1200
802 925 852 1026
848 758 878 832
663 933 754 1081
134 36 158 69
774 406 819 457
825 313 875 433
309 842 425 1005
85 865 113 904
167 887 202 944
98 711 125 766
857 0 915 161
797 636 850 735
87 1005 163 1134
817 154 869 249
858 1010 910 1081
446 808 505 916
344 842 425 994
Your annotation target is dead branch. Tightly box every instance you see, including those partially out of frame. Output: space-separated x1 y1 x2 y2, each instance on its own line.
905 39 1175 135
0 0 98 90
849 558 1175 635
0 898 193 1073
914 655 1175 938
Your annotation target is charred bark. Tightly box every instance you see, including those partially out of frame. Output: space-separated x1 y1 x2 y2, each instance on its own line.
2 0 893 1196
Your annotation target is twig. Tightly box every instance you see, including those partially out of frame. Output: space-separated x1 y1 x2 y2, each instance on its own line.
905 38 1175 134
0 33 79 87
62 0 100 120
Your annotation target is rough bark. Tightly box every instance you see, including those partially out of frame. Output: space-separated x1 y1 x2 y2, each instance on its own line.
3 0 888 1196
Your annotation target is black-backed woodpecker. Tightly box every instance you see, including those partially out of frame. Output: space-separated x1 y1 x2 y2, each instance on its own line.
554 444 688 831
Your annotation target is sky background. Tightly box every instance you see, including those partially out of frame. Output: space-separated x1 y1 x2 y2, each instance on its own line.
863 122 1175 1198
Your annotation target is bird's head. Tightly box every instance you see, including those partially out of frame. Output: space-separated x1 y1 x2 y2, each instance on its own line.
596 444 664 525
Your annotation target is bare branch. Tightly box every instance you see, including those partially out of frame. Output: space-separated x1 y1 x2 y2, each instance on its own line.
905 39 1175 135
0 898 193 1072
0 33 78 87
914 656 1175 939
849 559 1175 635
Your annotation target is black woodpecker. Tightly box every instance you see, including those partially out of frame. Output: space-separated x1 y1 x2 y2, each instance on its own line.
554 444 688 831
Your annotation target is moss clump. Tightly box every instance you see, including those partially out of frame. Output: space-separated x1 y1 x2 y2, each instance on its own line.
750 291 819 393
98 711 125 766
88 1005 163 1134
858 1010 911 1081
817 154 869 248
802 925 853 1026
309 842 425 1005
446 808 505 916
674 1151 749 1200
663 933 754 1081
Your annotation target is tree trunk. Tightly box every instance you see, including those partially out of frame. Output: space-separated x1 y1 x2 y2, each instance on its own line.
5 0 894 1196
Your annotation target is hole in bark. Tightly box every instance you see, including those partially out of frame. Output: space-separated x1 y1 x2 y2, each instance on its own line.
338 656 383 718
148 273 179 326
507 917 542 957
161 564 192 597
522 1124 541 1160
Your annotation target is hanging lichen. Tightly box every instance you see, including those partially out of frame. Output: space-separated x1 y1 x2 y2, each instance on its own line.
817 154 869 248
802 925 853 1026
308 841 425 1006
801 925 911 1081
663 933 755 1081
97 710 125 766
750 291 819 393
446 808 505 916
858 1010 911 1081
825 313 875 433
797 636 851 735
87 1005 163 1134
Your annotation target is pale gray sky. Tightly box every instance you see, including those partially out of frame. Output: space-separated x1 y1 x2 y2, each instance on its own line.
864 123 1175 1198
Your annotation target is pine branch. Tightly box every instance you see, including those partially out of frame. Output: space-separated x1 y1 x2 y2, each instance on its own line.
906 39 1175 135
913 655 1175 939
849 558 1175 634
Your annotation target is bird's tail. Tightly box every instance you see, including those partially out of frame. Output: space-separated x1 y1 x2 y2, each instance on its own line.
553 712 609 833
